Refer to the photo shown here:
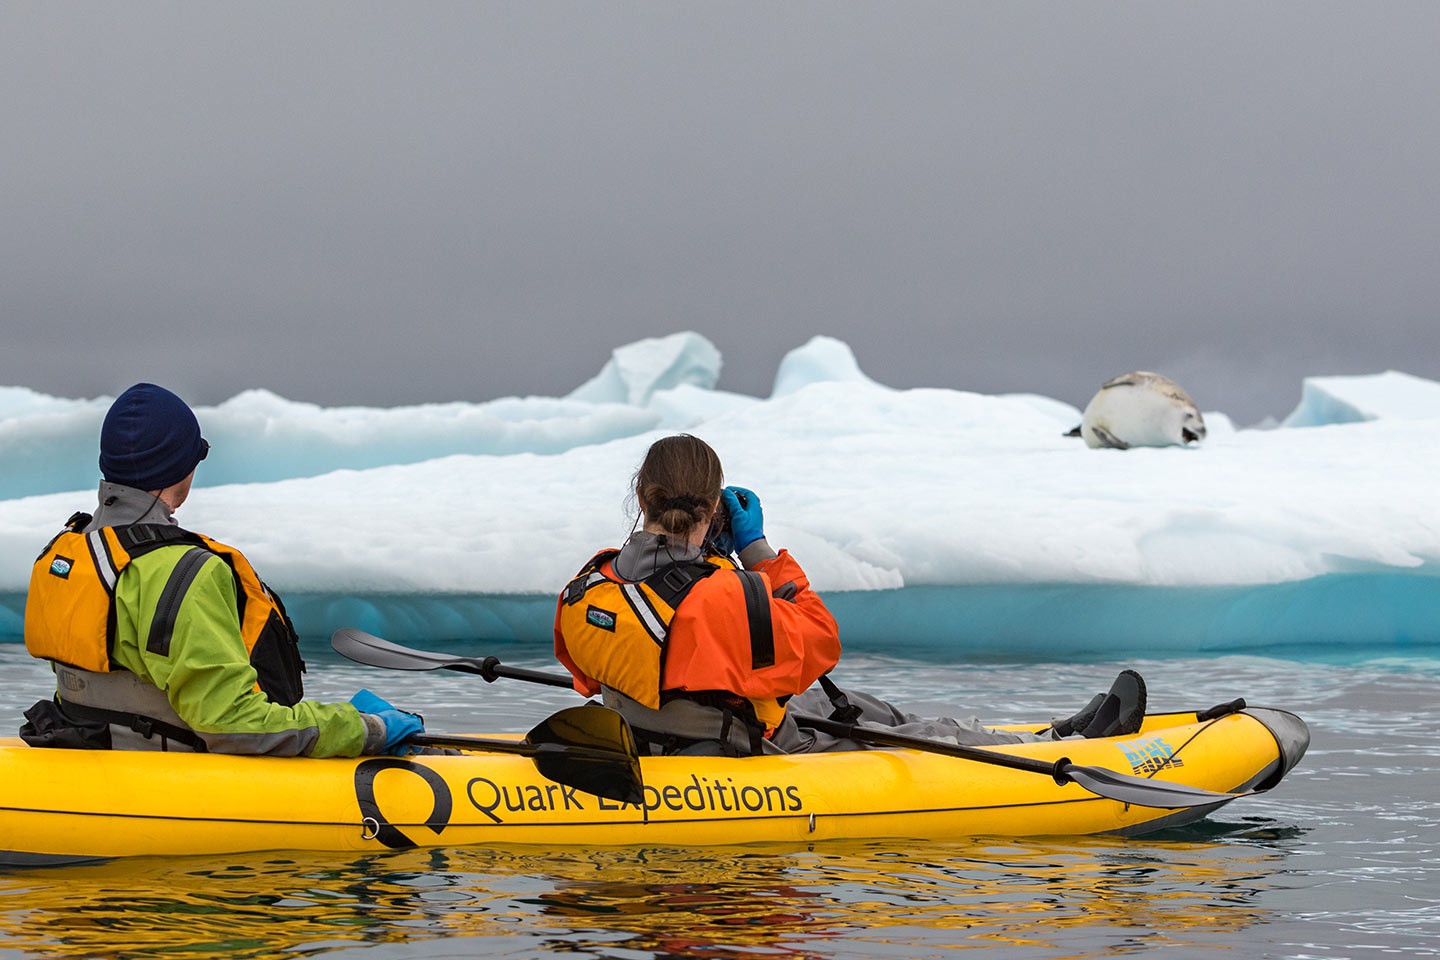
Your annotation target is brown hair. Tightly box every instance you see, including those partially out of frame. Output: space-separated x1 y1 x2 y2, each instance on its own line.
633 434 724 536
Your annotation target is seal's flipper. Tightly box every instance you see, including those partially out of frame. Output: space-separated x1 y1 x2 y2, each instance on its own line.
1091 426 1130 449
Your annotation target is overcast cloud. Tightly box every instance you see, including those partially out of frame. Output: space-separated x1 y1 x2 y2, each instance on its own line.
2 2 1437 425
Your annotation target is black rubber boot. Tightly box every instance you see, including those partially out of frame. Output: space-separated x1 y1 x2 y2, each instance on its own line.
1080 670 1147 739
1046 693 1106 739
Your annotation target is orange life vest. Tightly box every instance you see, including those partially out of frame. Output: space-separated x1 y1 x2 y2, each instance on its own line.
25 513 305 705
555 549 787 730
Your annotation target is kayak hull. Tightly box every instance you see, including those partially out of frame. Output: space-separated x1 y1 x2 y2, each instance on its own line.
0 708 1307 864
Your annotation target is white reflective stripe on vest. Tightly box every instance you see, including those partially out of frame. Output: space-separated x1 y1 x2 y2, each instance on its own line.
620 582 669 645
88 530 119 593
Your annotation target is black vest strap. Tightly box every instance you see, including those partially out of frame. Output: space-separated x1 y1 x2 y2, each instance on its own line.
647 561 774 671
51 699 210 752
146 546 215 656
651 690 766 757
817 674 863 723
564 554 721 610
564 550 620 606
643 559 719 608
735 570 776 669
114 523 205 558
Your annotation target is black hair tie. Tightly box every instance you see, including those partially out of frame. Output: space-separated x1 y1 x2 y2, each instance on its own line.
659 495 703 513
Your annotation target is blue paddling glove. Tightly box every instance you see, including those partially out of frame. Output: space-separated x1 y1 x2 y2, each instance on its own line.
351 688 425 755
721 485 765 551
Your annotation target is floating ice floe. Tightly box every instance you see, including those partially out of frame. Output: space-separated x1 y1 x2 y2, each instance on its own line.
2 334 1437 658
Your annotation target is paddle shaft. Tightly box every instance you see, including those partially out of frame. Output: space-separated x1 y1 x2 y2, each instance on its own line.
330 629 573 688
440 657 574 688
408 732 624 764
791 712 1068 781
789 712 1248 808
332 630 1244 808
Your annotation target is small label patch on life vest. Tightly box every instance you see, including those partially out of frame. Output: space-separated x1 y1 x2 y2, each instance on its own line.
49 556 74 579
586 605 618 631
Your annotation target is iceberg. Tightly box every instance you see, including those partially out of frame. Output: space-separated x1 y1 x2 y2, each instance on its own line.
566 331 722 406
771 335 880 396
2 334 1437 659
0 333 734 501
1282 370 1440 427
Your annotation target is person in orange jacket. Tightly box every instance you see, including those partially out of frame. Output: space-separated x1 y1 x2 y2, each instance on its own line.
554 433 839 755
554 434 1144 756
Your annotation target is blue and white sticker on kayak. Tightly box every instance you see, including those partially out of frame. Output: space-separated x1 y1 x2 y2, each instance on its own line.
1116 736 1185 776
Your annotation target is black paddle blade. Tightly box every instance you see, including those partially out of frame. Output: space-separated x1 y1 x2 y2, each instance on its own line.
527 705 646 806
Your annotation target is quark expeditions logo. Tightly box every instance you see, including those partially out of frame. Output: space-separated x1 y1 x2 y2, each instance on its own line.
1116 736 1185 776
49 556 74 579
354 762 809 841
467 773 805 825
354 759 453 849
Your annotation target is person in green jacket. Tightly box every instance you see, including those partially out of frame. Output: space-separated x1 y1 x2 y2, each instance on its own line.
21 383 420 757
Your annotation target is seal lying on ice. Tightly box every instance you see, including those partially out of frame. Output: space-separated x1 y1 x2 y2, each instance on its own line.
1065 372 1207 449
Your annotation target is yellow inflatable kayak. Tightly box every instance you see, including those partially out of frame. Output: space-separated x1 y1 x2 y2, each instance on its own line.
0 704 1307 866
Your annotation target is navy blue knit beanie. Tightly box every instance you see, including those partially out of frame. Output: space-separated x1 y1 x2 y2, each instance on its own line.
99 383 209 491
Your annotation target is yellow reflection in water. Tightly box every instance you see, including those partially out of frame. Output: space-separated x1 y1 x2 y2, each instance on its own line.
0 828 1297 959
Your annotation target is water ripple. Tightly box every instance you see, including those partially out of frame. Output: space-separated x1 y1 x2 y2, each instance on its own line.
2 645 1439 958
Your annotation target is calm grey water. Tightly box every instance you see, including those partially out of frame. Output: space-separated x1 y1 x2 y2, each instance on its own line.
1 639 1437 959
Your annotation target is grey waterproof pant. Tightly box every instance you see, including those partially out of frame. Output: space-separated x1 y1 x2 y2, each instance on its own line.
606 684 1053 756
765 687 1051 754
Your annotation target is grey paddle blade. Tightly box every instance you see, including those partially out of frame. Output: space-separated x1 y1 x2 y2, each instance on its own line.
1062 764 1248 810
332 628 461 671
790 711 1245 809
332 628 575 687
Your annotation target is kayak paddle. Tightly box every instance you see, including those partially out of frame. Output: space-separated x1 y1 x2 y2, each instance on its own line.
333 627 573 688
788 712 1246 810
331 629 1245 810
404 705 645 806
333 631 641 803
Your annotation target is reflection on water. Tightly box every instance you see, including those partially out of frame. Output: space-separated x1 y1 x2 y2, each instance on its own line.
0 830 1301 960
4 644 1440 958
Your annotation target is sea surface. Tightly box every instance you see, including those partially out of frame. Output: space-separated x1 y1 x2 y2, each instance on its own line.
1 639 1437 959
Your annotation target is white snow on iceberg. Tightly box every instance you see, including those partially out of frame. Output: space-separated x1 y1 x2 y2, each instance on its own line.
2 334 1437 658
567 331 722 406
0 333 736 501
1282 370 1440 427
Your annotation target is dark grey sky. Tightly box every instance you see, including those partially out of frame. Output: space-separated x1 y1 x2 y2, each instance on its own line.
3 3 1437 425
